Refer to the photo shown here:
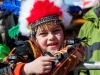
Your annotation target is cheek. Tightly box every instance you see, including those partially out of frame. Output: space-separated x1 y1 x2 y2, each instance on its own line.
57 32 64 42
36 37 47 49
39 40 46 46
60 37 64 45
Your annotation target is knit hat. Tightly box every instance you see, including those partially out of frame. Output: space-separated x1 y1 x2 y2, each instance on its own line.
19 0 72 36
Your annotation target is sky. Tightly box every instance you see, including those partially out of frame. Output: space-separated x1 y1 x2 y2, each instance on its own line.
64 0 81 5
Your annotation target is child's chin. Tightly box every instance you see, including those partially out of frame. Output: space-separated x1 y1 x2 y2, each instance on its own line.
49 49 58 55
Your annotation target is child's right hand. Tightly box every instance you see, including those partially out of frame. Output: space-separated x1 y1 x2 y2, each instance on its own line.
21 56 56 75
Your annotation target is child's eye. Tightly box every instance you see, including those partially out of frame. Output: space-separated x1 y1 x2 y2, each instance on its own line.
53 29 60 32
40 32 47 35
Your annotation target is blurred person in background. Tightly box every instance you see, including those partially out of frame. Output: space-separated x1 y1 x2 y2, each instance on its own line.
78 0 100 75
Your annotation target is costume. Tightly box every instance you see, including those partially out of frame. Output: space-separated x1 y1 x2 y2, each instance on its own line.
1 39 85 75
0 0 29 49
78 4 100 75
0 0 21 49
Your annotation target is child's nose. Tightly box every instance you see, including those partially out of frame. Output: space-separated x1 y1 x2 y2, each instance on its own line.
48 33 55 40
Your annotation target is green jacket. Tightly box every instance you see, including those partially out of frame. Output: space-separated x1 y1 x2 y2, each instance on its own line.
78 4 100 75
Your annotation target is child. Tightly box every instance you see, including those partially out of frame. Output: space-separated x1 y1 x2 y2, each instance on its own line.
6 0 86 75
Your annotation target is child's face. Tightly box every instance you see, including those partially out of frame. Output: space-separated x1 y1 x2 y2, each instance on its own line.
35 22 64 54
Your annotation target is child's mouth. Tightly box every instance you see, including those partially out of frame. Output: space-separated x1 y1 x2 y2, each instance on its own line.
48 43 58 48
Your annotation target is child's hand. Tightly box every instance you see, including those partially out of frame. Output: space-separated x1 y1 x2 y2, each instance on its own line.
22 56 56 75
